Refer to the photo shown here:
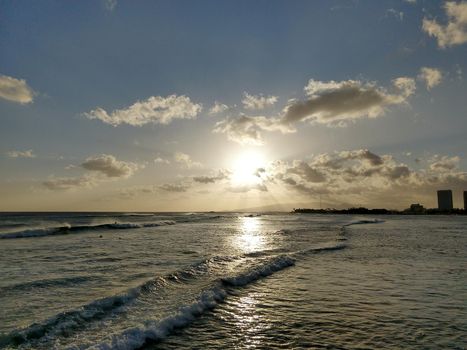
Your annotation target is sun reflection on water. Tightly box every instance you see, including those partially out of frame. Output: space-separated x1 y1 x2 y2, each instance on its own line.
232 295 262 348
234 217 265 253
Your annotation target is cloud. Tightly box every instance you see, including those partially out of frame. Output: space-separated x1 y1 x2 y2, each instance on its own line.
154 157 170 164
42 174 97 191
242 92 278 110
423 1 467 48
209 101 229 115
429 155 460 171
174 152 202 169
43 154 139 191
227 183 268 193
85 95 202 126
418 67 443 89
6 149 36 158
193 170 230 183
386 8 404 21
213 115 294 145
269 149 412 196
103 0 117 11
159 183 190 192
81 154 139 178
283 77 415 126
214 77 415 146
286 160 327 183
0 74 35 104
261 149 467 208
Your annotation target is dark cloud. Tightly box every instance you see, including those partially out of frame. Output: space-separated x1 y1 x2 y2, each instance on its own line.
159 183 190 192
193 170 230 184
214 77 415 145
282 78 415 125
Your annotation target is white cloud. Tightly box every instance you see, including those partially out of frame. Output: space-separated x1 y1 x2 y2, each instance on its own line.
154 157 170 165
103 0 117 11
418 67 443 89
386 8 404 21
423 1 467 48
174 152 202 169
81 154 139 178
242 92 278 110
455 64 463 80
209 101 229 115
85 95 202 126
0 74 35 104
213 115 294 146
6 149 36 158
429 155 460 171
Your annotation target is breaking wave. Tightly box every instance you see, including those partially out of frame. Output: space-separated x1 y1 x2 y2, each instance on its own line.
0 214 228 240
0 221 176 239
343 218 385 227
0 254 297 349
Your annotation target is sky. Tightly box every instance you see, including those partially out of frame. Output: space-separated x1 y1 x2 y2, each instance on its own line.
1 0 467 211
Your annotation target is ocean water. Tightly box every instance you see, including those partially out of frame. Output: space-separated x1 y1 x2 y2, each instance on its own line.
0 213 465 349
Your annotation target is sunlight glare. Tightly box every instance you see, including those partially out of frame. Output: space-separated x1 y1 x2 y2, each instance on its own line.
233 217 264 253
231 151 266 186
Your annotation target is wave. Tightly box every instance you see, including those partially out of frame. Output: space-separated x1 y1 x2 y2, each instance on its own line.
221 255 295 287
0 276 93 294
175 215 225 223
297 243 347 257
88 256 295 350
0 221 176 239
88 286 229 350
0 254 296 349
0 288 141 349
0 255 231 348
0 214 227 240
343 218 385 227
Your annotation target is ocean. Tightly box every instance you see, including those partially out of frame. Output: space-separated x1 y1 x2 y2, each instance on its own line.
0 212 465 349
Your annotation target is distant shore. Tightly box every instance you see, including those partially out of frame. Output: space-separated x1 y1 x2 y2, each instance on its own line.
292 207 467 215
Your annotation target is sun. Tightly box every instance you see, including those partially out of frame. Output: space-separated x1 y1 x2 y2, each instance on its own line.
231 151 267 186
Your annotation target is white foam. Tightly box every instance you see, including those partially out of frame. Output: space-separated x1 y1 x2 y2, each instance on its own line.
88 287 228 350
222 255 295 287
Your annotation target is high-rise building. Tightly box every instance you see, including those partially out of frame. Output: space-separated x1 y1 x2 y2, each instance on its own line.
464 191 467 210
437 190 453 210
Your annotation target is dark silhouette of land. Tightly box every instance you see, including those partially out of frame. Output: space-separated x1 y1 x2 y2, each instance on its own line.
292 207 467 215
